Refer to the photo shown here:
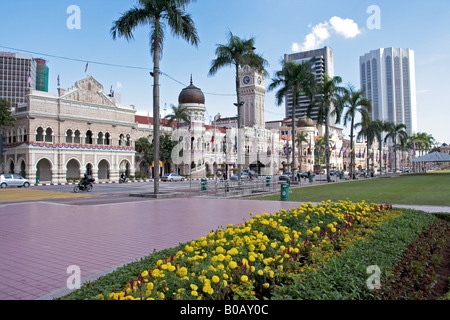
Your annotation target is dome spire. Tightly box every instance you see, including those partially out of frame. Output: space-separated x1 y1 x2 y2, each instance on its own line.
190 74 193 85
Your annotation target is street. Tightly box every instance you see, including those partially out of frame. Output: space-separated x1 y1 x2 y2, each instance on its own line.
0 180 205 206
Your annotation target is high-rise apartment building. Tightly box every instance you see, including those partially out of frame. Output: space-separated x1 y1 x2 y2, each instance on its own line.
0 52 49 112
35 58 49 92
284 46 334 123
359 48 417 136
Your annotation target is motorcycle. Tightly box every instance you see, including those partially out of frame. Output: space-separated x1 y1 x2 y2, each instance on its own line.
74 178 95 193
119 175 128 183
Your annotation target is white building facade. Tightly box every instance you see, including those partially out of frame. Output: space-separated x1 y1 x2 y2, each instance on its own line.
360 48 418 136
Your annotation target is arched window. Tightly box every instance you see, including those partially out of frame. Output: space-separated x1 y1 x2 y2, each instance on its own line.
104 132 111 145
66 129 73 144
86 130 93 144
125 134 131 147
45 128 53 143
36 127 44 142
119 134 124 146
74 130 81 144
97 132 104 145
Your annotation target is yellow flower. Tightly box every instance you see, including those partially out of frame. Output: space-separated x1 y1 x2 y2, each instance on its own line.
257 270 264 276
212 276 220 283
191 290 198 297
229 261 237 269
141 270 149 278
241 275 248 282
263 283 270 289
190 284 198 291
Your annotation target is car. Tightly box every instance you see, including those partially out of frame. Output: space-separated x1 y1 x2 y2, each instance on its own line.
230 172 250 181
330 170 337 176
0 174 31 188
243 170 258 178
299 170 308 178
160 173 184 182
279 172 293 181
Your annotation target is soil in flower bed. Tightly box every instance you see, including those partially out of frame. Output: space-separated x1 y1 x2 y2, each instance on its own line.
427 238 450 299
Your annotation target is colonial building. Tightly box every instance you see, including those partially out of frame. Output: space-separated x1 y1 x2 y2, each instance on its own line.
2 76 136 184
2 71 391 184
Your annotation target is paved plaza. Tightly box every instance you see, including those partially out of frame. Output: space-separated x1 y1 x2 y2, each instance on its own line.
0 197 304 300
1 190 449 300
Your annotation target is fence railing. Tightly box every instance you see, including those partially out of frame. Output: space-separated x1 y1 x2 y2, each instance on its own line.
198 177 280 198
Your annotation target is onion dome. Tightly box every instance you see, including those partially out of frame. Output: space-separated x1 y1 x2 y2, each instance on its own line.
297 115 315 127
178 76 205 105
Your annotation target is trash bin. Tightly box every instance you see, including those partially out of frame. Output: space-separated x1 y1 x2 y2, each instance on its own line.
339 172 343 180
308 174 314 183
36 177 40 184
280 183 289 201
201 178 207 191
266 176 271 187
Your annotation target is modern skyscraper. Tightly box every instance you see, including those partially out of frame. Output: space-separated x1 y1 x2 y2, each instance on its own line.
0 52 39 111
35 58 49 92
284 46 334 123
359 48 417 136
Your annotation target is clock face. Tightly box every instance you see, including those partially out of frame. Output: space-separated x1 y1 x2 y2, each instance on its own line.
243 76 250 85
257 77 262 85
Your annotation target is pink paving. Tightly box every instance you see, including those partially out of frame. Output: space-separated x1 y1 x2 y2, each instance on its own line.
0 198 303 300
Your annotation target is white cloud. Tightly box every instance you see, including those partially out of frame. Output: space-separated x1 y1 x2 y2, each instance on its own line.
329 16 362 38
294 16 362 52
116 81 123 89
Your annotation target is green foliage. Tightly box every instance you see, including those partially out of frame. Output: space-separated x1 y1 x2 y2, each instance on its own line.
0 99 15 128
271 209 439 300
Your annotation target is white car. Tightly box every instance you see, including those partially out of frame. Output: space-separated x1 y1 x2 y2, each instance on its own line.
161 173 185 182
0 174 31 188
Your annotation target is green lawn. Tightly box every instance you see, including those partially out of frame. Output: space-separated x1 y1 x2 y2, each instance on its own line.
255 172 450 206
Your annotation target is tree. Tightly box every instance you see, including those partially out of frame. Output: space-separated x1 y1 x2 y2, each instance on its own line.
370 119 388 174
356 119 378 172
111 0 199 194
307 74 344 183
296 131 309 174
384 122 408 172
335 86 372 179
164 104 190 129
268 59 315 178
208 31 268 181
0 99 15 161
0 99 15 128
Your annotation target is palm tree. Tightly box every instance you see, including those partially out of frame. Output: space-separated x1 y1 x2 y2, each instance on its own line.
111 0 199 194
208 31 268 181
384 122 408 172
307 74 344 182
296 131 309 178
356 119 378 173
371 119 388 174
335 86 372 179
164 104 190 129
268 59 315 178
164 104 190 174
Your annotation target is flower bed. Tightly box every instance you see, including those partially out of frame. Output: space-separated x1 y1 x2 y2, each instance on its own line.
59 201 449 300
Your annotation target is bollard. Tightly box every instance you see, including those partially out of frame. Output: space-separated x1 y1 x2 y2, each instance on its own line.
201 178 207 191
280 183 289 201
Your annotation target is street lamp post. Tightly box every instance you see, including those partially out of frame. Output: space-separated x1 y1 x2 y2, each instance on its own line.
234 101 245 183
213 113 221 190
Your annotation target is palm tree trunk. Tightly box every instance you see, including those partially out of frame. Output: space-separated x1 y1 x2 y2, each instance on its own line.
291 93 297 177
325 116 331 183
153 20 161 194
235 64 242 182
350 118 354 179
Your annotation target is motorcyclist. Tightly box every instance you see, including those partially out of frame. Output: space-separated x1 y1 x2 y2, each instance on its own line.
120 172 127 182
82 173 90 187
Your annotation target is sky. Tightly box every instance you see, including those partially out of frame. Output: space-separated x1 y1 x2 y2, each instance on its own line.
1 0 450 143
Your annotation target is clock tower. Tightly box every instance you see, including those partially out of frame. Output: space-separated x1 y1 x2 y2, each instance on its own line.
238 65 266 128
